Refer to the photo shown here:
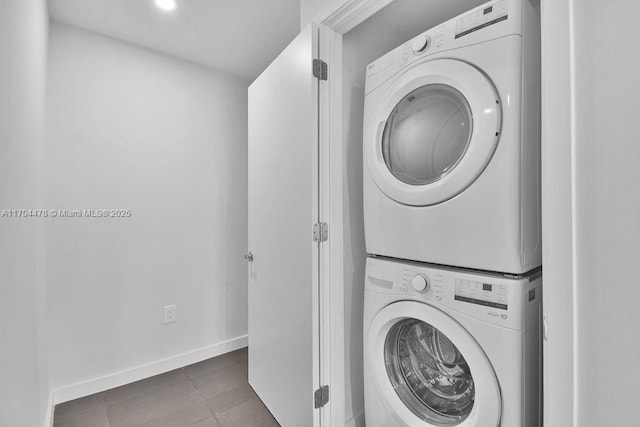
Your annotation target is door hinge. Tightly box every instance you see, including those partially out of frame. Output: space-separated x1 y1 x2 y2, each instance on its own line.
312 59 328 80
313 222 328 243
314 385 329 408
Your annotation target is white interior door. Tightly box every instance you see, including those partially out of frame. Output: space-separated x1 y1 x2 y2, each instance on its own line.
248 24 320 427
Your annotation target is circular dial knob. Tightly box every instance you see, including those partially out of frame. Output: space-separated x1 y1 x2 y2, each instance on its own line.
411 275 430 293
412 35 430 54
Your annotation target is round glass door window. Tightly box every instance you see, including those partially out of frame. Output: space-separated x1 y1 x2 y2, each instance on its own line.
382 84 473 186
385 318 475 425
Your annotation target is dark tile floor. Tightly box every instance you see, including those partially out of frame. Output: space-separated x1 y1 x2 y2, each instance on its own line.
53 347 280 427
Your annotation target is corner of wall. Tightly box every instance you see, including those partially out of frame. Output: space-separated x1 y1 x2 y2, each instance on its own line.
0 0 51 425
44 391 55 427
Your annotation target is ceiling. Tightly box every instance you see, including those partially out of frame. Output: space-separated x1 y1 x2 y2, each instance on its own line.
48 0 301 81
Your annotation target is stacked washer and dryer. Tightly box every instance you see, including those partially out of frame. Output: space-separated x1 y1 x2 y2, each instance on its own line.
362 0 542 426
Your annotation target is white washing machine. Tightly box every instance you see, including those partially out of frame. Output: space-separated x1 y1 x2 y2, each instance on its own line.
363 0 541 274
364 256 541 427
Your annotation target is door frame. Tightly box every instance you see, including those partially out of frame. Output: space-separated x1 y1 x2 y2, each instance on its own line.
313 2 406 426
313 1 573 427
539 0 576 426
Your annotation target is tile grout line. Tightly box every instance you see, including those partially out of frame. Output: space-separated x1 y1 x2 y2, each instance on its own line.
102 391 112 427
185 366 222 426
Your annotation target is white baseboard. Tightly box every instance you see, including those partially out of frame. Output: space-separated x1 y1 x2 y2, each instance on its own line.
345 411 365 427
52 335 248 405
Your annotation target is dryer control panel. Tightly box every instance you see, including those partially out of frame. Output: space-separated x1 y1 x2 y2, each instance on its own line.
364 0 523 95
455 0 509 39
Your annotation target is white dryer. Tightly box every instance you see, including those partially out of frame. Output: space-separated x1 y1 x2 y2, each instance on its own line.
363 0 541 274
363 256 542 427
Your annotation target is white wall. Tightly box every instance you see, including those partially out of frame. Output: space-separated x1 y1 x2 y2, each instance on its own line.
46 23 249 396
542 0 640 426
300 0 341 29
300 0 324 28
571 1 640 425
0 0 50 425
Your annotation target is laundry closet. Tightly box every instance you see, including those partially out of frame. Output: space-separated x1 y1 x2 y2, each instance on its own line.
342 0 541 426
248 0 541 426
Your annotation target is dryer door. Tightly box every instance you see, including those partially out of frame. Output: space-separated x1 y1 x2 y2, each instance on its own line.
366 59 501 206
366 301 501 426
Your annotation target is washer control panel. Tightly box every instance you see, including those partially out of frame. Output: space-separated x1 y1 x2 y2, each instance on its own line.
454 280 508 310
364 256 540 330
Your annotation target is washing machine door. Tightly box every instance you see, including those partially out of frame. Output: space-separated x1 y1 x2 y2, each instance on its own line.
366 59 501 206
367 301 501 426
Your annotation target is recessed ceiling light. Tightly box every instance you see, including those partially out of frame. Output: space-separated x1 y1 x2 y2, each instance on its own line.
155 0 177 12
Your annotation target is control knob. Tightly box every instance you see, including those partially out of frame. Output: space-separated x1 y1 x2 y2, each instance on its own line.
412 35 430 54
411 275 430 293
